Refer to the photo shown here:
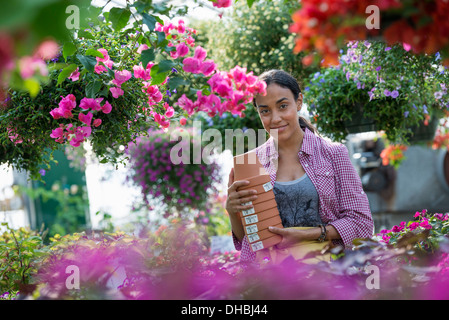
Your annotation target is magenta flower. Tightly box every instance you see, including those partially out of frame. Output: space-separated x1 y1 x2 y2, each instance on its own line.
182 57 201 73
176 42 189 57
68 67 80 81
200 59 216 76
78 111 93 125
110 87 124 98
112 70 132 87
102 101 112 114
79 97 102 111
212 0 232 8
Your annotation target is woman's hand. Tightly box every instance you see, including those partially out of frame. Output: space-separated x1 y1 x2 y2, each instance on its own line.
268 227 305 249
226 168 258 242
225 168 258 216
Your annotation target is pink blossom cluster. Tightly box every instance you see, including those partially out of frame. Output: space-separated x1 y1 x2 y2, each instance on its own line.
211 0 232 8
176 65 267 118
155 19 197 49
49 94 112 147
18 39 59 79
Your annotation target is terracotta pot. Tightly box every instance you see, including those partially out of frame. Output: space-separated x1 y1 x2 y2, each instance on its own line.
250 235 283 252
247 223 283 243
241 204 280 225
233 151 268 180
233 150 283 252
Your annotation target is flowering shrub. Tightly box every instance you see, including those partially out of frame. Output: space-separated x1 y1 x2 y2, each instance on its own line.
376 209 449 253
126 127 222 216
379 143 407 169
289 0 449 67
0 1 266 180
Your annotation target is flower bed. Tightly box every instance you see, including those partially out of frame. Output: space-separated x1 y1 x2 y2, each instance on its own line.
2 208 449 300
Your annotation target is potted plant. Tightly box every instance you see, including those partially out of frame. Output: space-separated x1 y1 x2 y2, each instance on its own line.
304 40 448 144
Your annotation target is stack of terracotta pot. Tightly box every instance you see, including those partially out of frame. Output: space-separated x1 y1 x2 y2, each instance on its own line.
233 151 283 252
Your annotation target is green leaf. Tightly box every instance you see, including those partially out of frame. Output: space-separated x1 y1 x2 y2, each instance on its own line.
168 77 190 91
140 48 155 68
158 60 177 73
85 81 102 98
150 66 169 85
141 13 157 31
108 7 131 31
57 64 78 85
85 48 104 59
77 29 95 40
247 0 256 8
24 78 40 98
77 54 97 73
63 42 77 62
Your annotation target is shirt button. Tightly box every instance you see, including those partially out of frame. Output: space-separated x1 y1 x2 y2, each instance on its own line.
304 164 309 167
361 191 365 194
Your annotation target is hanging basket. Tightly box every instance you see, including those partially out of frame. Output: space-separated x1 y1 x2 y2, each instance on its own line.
343 104 378 134
406 116 439 144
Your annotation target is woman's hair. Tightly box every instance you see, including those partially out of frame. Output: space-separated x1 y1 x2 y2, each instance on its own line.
253 69 318 135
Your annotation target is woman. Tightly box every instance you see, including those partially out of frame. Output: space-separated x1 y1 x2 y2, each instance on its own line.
226 69 374 262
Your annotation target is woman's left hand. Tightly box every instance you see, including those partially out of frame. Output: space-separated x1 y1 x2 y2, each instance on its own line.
268 226 304 249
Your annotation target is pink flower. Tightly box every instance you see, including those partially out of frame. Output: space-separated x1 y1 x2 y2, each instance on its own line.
93 119 102 127
112 70 132 87
182 57 201 73
420 219 432 230
200 59 216 76
18 56 48 79
101 101 112 114
180 117 187 125
78 111 93 125
176 94 195 116
403 43 412 52
50 109 63 119
212 0 232 8
409 222 420 231
79 97 102 111
193 46 207 61
176 42 189 57
34 40 59 61
165 106 175 118
94 48 113 74
133 63 152 80
50 126 65 143
68 67 80 81
110 87 124 98
177 20 186 33
137 44 149 54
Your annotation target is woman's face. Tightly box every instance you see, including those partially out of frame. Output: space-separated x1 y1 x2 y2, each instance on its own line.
255 83 303 142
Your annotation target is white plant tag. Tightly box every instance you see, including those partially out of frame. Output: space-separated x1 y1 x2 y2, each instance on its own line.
244 214 258 225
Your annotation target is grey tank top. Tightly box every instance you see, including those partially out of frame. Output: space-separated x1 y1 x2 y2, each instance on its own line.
273 173 322 228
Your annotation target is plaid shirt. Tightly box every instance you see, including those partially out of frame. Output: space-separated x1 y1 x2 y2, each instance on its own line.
232 127 374 262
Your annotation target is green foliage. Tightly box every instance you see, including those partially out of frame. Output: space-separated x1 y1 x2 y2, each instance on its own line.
18 181 90 238
0 223 48 296
196 0 314 85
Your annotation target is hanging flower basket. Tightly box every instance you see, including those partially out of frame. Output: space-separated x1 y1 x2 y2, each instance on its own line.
406 116 439 144
343 103 378 135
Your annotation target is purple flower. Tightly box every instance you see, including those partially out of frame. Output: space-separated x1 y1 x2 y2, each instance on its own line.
404 111 409 118
390 90 399 98
423 104 428 114
376 66 381 71
435 91 443 99
39 169 46 176
383 89 391 97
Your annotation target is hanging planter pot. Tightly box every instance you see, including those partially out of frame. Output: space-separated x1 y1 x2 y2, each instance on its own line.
406 116 439 144
343 103 378 134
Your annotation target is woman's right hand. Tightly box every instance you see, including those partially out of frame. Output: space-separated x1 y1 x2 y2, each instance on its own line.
225 168 258 216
